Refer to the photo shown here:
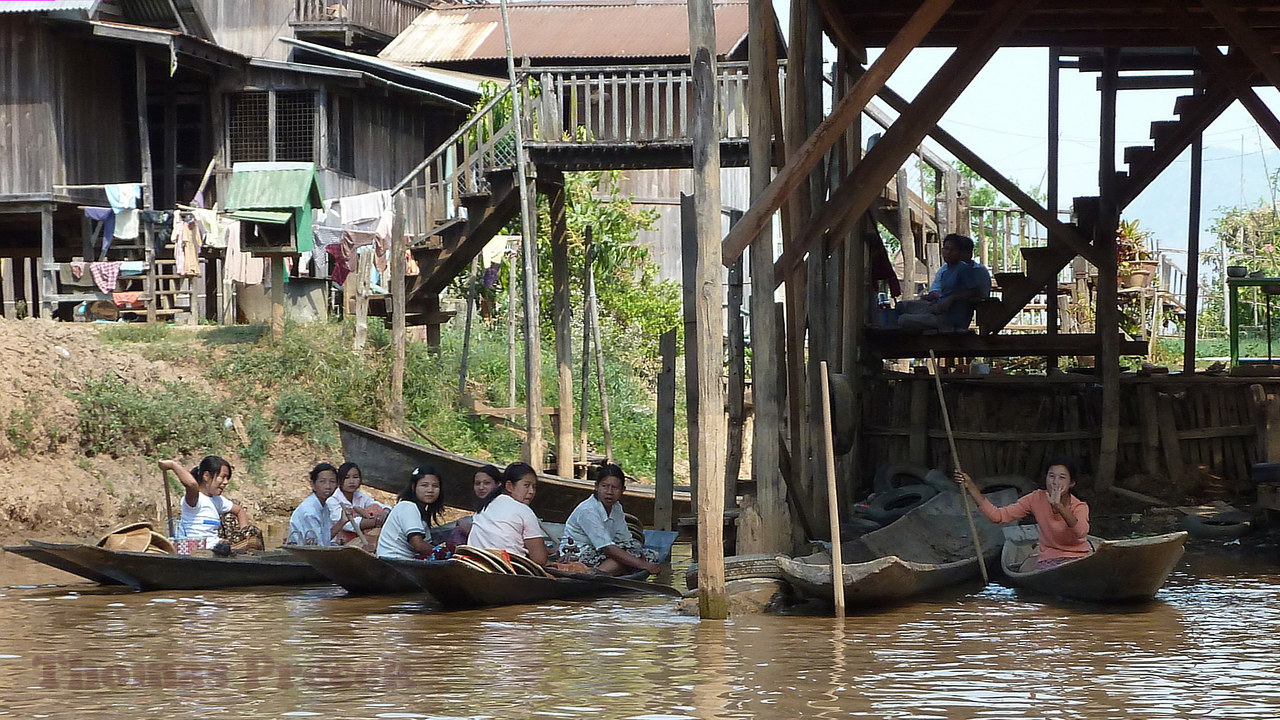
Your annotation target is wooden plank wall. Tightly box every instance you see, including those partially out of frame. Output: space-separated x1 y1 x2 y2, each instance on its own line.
860 375 1278 496
0 16 136 195
195 0 297 61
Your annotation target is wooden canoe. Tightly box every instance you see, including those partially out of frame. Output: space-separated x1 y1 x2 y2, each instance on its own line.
999 526 1187 602
777 489 1016 608
337 419 691 525
24 541 326 592
3 544 125 585
283 545 420 595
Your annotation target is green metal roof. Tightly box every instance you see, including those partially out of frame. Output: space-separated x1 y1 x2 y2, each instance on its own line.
227 210 292 224
224 162 323 212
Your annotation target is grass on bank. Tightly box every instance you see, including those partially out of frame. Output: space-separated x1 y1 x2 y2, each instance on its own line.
73 316 678 481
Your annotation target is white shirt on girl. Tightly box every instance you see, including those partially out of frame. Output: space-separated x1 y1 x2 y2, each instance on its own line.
333 489 387 533
468 494 545 558
179 492 233 539
289 494 335 546
376 501 429 560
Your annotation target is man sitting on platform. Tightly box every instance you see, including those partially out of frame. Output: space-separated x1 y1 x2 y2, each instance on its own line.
897 233 990 333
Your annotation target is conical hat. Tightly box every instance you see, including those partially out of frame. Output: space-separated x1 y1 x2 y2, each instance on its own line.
456 545 514 574
147 531 175 554
508 553 549 578
98 522 156 552
449 555 492 573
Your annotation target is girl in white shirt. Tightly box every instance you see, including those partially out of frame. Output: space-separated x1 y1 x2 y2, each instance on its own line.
333 461 390 543
161 456 250 542
376 464 446 560
468 462 548 565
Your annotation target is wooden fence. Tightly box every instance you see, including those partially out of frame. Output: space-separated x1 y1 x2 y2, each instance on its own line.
860 374 1280 497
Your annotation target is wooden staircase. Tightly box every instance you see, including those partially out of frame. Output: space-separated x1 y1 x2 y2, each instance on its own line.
976 78 1231 336
376 85 524 330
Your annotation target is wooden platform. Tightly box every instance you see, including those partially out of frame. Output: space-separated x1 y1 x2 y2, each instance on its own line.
865 330 1148 359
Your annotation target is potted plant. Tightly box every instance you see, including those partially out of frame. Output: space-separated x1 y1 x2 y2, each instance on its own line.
1117 219 1157 288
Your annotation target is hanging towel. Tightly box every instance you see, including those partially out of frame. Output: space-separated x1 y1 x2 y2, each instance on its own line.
112 291 143 307
173 217 200 277
192 209 224 248
224 222 264 285
339 190 390 225
326 244 349 286
90 262 122 293
113 209 140 240
104 183 142 212
83 207 115 255
481 235 507 267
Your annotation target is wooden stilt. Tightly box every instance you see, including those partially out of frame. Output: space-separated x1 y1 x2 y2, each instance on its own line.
1096 48 1122 494
270 257 286 342
819 361 846 617
681 193 701 498
507 240 518 406
586 252 613 463
353 252 371 349
391 195 407 429
689 0 728 619
1 257 14 319
548 174 575 477
726 250 746 501
578 229 594 477
655 328 677 531
1185 134 1203 373
39 207 54 318
459 257 479 399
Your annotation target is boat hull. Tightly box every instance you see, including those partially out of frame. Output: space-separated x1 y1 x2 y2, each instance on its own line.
283 545 420 595
26 541 326 591
389 558 650 609
777 489 1015 608
338 419 691 525
3 544 125 585
1000 530 1187 602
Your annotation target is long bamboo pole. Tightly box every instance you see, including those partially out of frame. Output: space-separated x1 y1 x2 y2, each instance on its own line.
819 361 846 616
928 350 989 585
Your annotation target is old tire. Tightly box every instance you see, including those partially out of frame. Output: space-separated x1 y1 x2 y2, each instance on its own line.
686 554 783 590
829 372 855 455
865 483 938 522
1180 513 1252 540
872 463 931 494
840 517 883 536
973 474 1036 496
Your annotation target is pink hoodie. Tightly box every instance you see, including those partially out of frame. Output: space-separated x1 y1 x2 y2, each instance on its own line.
976 489 1091 560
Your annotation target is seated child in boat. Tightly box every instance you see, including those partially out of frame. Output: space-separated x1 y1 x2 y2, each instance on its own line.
452 464 503 542
376 464 445 560
560 464 661 576
955 457 1091 570
162 456 257 548
468 462 549 565
332 461 391 545
288 463 344 546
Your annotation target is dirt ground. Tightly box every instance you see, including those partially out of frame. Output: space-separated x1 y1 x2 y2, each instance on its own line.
0 318 367 544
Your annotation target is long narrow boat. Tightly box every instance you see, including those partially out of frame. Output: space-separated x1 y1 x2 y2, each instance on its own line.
2 544 125 586
999 526 1187 602
22 541 326 591
390 559 654 609
338 419 692 525
283 545 420 595
776 489 1016 608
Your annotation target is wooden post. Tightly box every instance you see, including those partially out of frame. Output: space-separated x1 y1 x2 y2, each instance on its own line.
40 207 54 318
726 247 746 502
1 257 15 319
681 193 701 498
819 361 846 617
270 257 286 341
587 253 613 462
898 168 917 294
548 175 575 477
1139 384 1161 475
391 195 407 429
507 240 518 406
1185 133 1203 373
459 256 479 399
655 328 678 531
1096 48 1122 493
909 378 929 465
743 0 789 554
578 229 594 477
689 0 728 620
500 0 544 471
1156 391 1184 485
1046 47 1061 368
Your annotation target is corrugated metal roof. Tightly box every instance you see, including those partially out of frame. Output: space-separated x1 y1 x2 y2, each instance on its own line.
225 163 323 211
0 1 99 13
282 37 486 96
380 0 749 64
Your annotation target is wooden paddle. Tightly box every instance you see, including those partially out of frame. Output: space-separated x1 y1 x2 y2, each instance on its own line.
161 469 176 538
928 350 989 585
545 567 684 598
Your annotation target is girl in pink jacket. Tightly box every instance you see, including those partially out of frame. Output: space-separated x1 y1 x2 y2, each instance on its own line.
955 458 1091 569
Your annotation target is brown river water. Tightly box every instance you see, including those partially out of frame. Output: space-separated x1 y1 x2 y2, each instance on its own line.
0 544 1277 720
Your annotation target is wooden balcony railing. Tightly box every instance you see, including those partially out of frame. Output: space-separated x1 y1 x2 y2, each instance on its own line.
293 0 427 40
522 62 758 143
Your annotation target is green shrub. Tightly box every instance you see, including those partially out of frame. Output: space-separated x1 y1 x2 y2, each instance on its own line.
97 324 173 344
72 377 229 457
242 414 271 476
274 388 335 445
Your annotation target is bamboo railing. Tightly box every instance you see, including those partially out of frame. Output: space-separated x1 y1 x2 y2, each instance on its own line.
292 0 426 39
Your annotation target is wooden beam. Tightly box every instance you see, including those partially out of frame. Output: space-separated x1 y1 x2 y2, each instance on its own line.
864 88 1098 266
815 0 867 65
689 0 728 620
1096 48 1121 494
545 173 575 478
1200 0 1280 93
745 0 789 555
1185 133 1203 374
772 0 1039 285
1166 2 1280 152
720 0 955 266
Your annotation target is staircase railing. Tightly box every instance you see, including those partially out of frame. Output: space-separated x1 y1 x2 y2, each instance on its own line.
391 84 518 238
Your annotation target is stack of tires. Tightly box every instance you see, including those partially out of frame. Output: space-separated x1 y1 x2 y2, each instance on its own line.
848 464 1037 535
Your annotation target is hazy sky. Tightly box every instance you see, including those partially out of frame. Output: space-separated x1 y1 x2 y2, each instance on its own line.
877 47 1280 263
